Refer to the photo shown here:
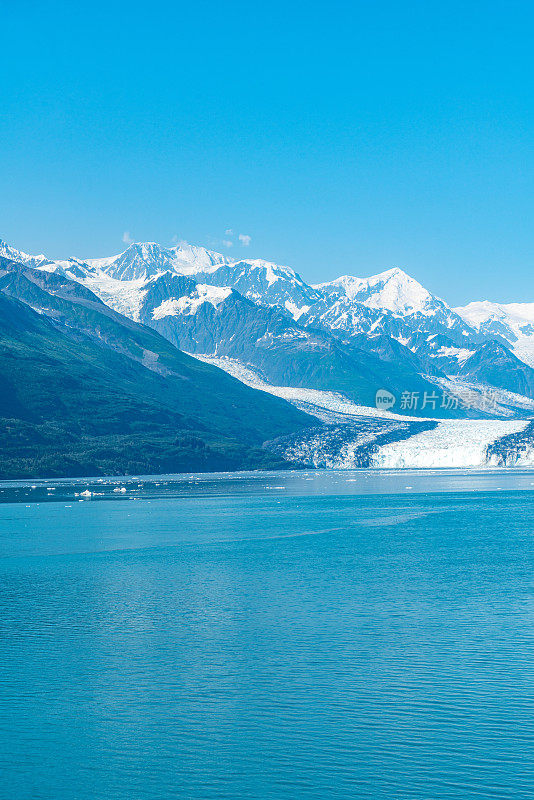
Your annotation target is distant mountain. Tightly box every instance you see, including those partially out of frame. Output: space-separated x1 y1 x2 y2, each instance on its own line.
458 340 534 398
314 267 451 315
140 274 444 410
456 300 534 368
3 238 534 417
28 239 321 317
0 240 49 270
309 267 470 335
0 257 315 478
304 268 488 371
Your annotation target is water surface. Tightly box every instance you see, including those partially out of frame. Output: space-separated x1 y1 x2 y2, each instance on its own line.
1 470 533 799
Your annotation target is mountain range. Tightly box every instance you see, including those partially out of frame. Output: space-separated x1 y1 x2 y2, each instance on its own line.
3 238 533 419
0 256 315 477
456 300 534 368
2 236 534 477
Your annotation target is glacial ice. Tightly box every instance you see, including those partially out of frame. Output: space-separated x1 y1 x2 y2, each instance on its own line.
193 354 533 469
371 420 528 468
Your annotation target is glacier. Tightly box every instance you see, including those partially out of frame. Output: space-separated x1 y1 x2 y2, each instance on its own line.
192 354 420 422
193 354 533 469
370 420 529 468
3 236 534 433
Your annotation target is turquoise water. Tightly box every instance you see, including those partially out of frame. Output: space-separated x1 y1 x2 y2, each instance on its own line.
1 471 533 799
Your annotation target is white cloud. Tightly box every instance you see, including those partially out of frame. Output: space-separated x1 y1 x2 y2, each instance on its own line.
239 234 251 246
225 228 233 236
122 231 134 245
222 240 233 248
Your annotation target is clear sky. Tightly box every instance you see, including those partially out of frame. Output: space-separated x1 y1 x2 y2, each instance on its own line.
2 0 533 305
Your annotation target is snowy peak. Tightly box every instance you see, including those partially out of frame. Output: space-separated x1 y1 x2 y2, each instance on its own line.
170 242 229 273
363 268 443 316
456 300 534 367
315 267 443 316
233 258 301 285
80 241 310 291
0 240 49 270
92 242 178 281
84 241 231 282
456 300 534 330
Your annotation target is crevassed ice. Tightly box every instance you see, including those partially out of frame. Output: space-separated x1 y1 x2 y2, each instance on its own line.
371 420 528 468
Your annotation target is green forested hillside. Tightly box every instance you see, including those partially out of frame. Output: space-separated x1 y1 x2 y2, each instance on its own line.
0 262 314 478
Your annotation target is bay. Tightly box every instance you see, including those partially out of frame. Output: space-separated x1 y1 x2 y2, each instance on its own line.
1 470 533 799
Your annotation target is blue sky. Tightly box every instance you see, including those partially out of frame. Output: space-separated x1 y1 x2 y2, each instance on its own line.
2 1 533 304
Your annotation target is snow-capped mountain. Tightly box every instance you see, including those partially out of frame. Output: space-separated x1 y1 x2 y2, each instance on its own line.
315 268 447 315
33 240 321 318
3 237 534 417
132 269 446 410
76 240 317 306
310 267 469 331
304 267 484 373
456 300 534 368
0 255 317 477
0 239 49 270
86 241 228 281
